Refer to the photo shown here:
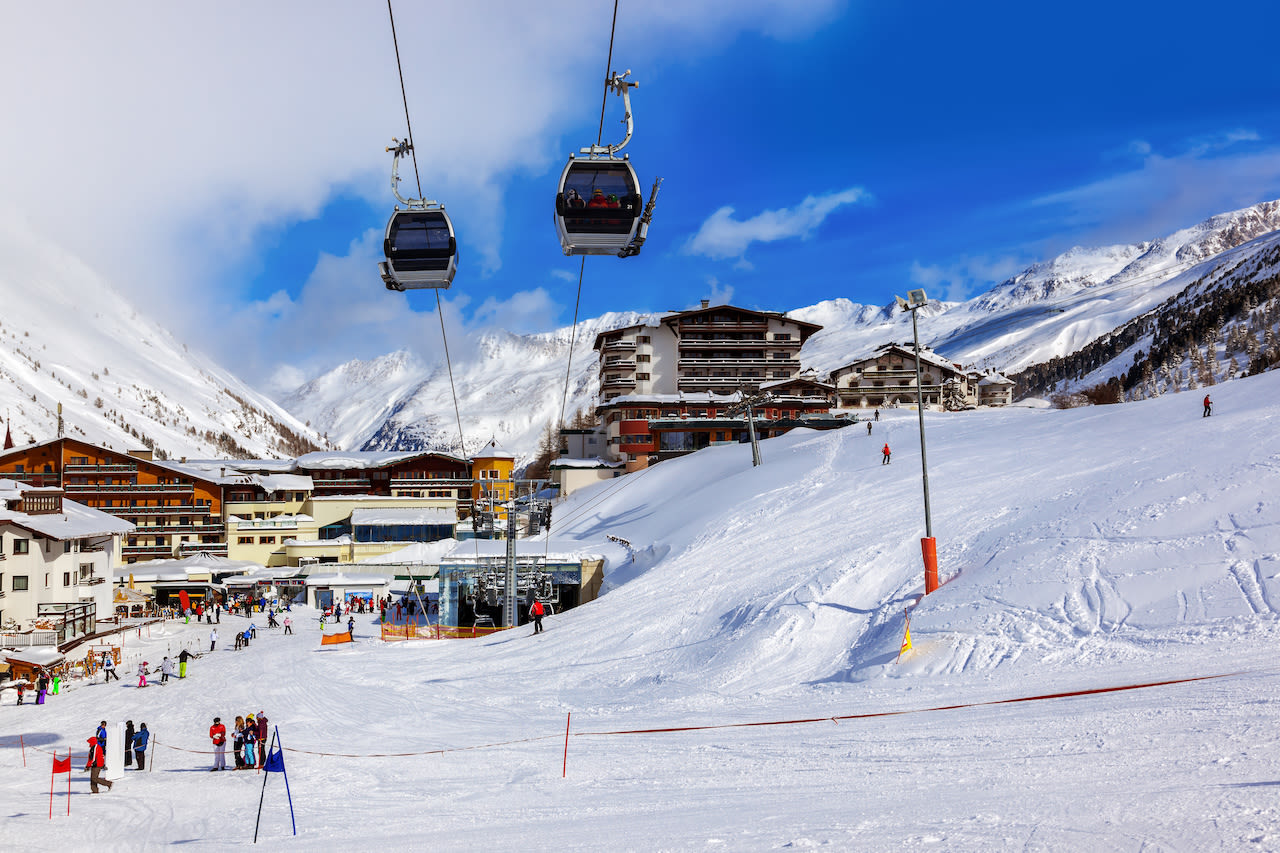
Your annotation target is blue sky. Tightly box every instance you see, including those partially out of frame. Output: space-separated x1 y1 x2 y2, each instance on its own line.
4 1 1280 391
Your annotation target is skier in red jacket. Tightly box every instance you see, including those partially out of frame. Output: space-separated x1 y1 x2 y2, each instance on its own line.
1203 394 1212 417
881 443 891 465
531 600 545 634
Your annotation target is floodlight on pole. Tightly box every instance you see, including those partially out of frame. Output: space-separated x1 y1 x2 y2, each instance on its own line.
896 288 939 595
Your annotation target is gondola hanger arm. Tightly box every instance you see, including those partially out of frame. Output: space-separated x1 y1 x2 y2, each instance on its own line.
580 70 637 159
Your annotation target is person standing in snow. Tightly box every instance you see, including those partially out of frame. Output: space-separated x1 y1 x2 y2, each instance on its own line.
102 653 118 681
160 656 174 684
131 723 149 770
867 421 872 435
530 599 545 634
210 717 227 771
874 408 880 421
881 443 891 464
124 720 135 767
249 621 257 639
232 716 246 769
137 661 148 688
347 616 355 638
178 648 191 678
97 720 108 748
210 628 218 652
35 669 50 704
283 616 293 635
85 735 112 793
242 715 258 769
1203 394 1212 417
256 711 269 766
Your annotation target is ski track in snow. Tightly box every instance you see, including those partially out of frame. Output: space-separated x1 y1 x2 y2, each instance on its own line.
4 371 1280 848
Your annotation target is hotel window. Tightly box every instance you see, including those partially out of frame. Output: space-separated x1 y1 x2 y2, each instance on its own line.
636 354 650 363
637 335 650 344
259 536 277 545
63 571 72 586
14 539 29 554
636 373 651 381
13 575 29 591
238 537 254 545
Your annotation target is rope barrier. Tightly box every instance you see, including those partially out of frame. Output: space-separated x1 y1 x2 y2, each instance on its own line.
4 670 1245 763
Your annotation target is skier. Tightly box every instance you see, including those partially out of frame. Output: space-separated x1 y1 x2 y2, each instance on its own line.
531 599 545 635
210 717 228 771
137 661 149 688
347 616 355 638
35 669 49 704
131 723 149 770
881 443 891 465
178 648 191 678
160 656 174 684
85 735 112 793
1203 394 1212 417
242 715 258 769
210 628 218 652
249 621 257 639
283 616 293 635
874 408 880 421
234 629 243 651
102 653 118 681
867 422 872 435
15 682 24 705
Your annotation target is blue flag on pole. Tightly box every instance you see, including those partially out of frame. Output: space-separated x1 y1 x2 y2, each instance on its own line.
263 746 285 773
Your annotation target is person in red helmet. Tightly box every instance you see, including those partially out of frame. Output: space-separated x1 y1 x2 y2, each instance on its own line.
586 188 609 208
85 735 112 793
881 443 891 465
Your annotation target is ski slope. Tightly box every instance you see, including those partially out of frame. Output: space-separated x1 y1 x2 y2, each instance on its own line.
3 370 1280 850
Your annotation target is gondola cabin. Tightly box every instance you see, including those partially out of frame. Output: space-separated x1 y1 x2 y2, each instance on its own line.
554 157 642 256
380 208 457 290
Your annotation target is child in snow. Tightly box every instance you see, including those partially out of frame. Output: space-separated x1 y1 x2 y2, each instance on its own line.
138 661 149 688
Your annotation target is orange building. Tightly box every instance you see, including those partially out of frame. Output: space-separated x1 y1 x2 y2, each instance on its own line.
0 438 224 563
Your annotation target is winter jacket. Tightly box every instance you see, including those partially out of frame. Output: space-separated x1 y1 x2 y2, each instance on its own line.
256 716 268 741
161 659 175 676
86 739 105 768
132 729 149 751
179 649 191 663
210 723 226 746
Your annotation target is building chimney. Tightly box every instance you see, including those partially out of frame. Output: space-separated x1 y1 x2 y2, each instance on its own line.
701 299 709 309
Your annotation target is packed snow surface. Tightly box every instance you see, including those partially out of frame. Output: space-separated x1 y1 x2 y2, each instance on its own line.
3 371 1280 850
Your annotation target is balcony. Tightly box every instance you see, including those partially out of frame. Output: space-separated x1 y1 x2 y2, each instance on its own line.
179 542 228 556
82 576 106 586
65 483 194 494
677 338 769 349
602 376 635 388
134 523 225 534
678 319 768 330
122 544 178 557
677 357 798 369
109 505 214 516
677 377 765 391
389 477 471 487
599 339 636 351
64 463 138 473
603 357 636 369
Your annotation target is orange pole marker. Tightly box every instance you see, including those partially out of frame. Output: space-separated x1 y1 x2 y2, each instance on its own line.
921 537 939 594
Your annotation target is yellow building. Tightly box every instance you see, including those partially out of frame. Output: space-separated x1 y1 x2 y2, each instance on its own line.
470 439 515 519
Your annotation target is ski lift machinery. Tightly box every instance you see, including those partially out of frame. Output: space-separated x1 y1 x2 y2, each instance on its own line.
554 70 662 257
379 138 458 291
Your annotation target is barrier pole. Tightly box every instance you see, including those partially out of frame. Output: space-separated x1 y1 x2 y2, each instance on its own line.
21 734 26 767
562 712 571 778
921 537 939 594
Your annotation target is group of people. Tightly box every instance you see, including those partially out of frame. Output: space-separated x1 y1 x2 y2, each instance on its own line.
13 667 58 705
208 711 269 771
84 719 149 793
124 648 196 688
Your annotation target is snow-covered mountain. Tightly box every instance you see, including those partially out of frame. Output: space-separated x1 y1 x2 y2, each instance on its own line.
291 201 1280 463
281 311 656 462
0 212 326 459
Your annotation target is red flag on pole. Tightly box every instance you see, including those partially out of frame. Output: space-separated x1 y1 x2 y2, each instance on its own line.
52 754 72 774
50 750 72 818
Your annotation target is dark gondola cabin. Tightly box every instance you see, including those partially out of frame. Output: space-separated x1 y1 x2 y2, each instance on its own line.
380 209 457 290
554 158 642 256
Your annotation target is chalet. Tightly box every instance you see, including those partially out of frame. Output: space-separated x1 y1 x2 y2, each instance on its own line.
829 344 973 409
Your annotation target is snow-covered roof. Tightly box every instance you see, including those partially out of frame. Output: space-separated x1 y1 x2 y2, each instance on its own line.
304 572 392 587
256 473 314 493
444 538 604 563
473 438 515 460
978 373 1015 386
113 553 265 583
294 450 463 470
350 507 457 526
357 539 458 565
3 648 65 666
0 490 134 540
550 457 624 469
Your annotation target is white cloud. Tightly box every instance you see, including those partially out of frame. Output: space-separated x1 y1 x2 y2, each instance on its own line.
1031 132 1280 246
684 187 869 260
549 269 579 283
910 256 1026 302
0 2 843 386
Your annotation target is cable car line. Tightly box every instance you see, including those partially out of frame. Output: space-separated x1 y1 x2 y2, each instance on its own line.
383 0 467 461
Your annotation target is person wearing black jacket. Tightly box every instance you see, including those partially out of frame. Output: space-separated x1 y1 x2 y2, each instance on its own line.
178 648 192 678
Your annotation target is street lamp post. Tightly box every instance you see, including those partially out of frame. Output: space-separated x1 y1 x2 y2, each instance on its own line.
895 288 939 594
